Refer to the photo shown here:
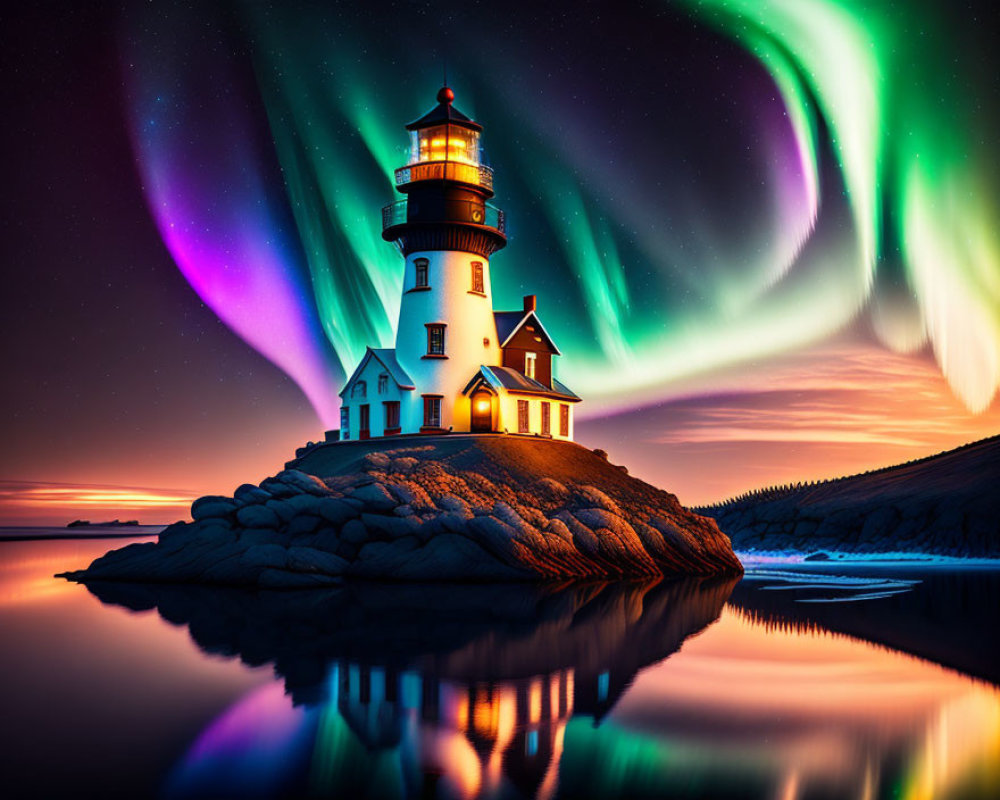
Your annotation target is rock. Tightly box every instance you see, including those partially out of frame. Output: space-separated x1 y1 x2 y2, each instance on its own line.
362 512 420 539
240 544 288 570
577 486 622 516
308 527 341 553
317 497 360 526
275 469 332 496
234 484 272 506
351 482 397 511
236 504 281 529
363 451 392 470
258 569 340 588
286 546 349 575
340 518 369 545
258 478 298 499
191 496 237 521
389 456 418 473
394 504 414 517
239 527 279 546
438 494 473 517
287 514 322 537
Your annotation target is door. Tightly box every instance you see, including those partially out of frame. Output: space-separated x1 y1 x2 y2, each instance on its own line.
359 404 370 439
470 392 493 432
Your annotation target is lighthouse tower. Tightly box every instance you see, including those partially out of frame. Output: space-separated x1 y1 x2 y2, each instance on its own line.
338 87 580 441
384 86 506 433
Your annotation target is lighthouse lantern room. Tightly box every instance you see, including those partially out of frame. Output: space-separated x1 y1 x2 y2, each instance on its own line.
339 87 580 441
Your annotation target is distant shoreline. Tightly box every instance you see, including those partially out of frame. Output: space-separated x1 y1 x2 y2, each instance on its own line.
0 526 165 542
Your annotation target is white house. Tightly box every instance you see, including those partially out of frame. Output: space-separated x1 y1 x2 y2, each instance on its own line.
338 87 580 441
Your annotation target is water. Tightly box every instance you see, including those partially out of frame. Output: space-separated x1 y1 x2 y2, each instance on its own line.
1 538 998 799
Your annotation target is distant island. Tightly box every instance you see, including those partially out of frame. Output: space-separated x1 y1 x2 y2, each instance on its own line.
695 434 1000 558
61 435 742 587
67 519 141 528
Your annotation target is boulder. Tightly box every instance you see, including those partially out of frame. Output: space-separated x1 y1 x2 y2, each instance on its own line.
191 496 237 521
317 497 360 526
236 504 281 529
351 482 397 511
234 484 272 506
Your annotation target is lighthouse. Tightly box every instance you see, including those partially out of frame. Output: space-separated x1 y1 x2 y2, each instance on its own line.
338 87 580 441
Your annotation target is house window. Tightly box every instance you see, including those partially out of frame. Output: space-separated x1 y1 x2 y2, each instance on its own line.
352 380 366 399
560 404 570 437
359 404 370 439
517 399 530 433
541 402 551 435
378 373 388 394
384 401 400 431
471 261 484 293
525 352 536 380
340 406 350 440
423 396 442 428
426 324 446 356
415 258 429 288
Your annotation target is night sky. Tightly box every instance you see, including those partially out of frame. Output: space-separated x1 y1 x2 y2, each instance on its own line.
2 1 999 524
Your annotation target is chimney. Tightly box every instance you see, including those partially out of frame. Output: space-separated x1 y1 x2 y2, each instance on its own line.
523 294 537 313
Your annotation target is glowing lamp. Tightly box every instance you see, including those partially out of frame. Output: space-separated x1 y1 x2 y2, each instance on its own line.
475 399 491 413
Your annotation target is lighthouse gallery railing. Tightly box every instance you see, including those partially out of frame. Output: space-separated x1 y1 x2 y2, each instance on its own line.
381 200 506 235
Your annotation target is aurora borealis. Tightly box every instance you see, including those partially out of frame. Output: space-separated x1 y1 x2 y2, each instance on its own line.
2 0 999 522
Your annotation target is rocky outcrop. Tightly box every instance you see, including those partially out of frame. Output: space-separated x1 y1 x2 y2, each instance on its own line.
61 436 741 586
697 435 1000 557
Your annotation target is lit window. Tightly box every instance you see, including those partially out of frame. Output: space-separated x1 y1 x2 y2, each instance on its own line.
541 402 550 435
415 258 429 288
560 404 570 437
471 261 484 293
427 324 446 355
525 352 536 379
378 373 388 394
384 401 400 430
517 399 530 433
423 396 442 428
340 406 350 440
352 380 366 399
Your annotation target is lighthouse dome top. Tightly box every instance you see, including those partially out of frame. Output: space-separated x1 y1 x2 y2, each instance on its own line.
406 86 483 133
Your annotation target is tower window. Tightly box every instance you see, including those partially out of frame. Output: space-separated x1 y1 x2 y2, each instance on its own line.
560 404 570 437
378 373 388 394
525 352 537 380
352 380 366 399
517 399 530 433
426 324 446 355
541 402 551 435
340 406 350 440
471 261 484 293
423 396 442 428
415 258 429 288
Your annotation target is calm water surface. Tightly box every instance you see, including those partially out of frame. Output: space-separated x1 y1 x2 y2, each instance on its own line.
1 538 998 799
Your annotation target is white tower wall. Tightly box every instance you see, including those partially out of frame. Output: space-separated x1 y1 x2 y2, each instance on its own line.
394 249 501 432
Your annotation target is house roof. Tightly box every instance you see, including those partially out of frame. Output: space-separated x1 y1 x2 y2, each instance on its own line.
492 310 561 355
463 365 581 403
339 347 416 397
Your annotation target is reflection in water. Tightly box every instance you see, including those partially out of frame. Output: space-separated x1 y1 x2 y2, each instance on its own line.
80 570 1000 799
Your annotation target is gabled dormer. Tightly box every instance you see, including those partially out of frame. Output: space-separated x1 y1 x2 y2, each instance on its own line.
494 295 561 388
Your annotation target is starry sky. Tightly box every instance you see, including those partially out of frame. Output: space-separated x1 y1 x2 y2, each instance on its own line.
2 0 998 525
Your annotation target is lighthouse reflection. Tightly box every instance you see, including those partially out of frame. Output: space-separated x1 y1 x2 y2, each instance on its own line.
82 573 1000 799
85 577 733 798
